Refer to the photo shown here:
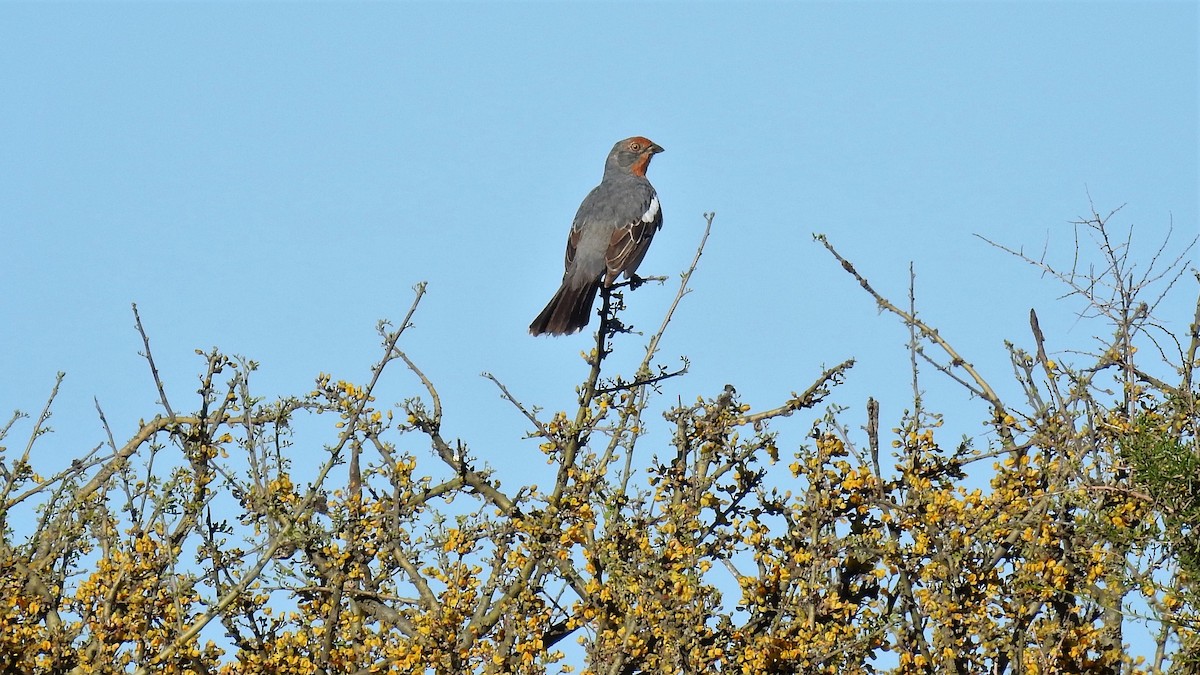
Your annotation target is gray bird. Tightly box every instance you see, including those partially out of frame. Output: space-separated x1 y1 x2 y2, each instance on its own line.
529 137 665 336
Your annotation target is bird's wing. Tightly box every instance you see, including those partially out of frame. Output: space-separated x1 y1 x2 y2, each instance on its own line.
605 194 662 285
564 221 581 271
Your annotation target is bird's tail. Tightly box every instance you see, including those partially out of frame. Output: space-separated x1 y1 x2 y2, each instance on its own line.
529 281 600 336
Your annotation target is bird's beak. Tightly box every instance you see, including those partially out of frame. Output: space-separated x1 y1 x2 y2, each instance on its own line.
649 143 664 154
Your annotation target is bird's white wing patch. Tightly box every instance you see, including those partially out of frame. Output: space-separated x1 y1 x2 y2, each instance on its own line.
641 196 660 224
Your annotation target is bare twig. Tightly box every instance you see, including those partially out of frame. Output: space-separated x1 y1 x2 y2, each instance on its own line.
816 235 1011 439
736 358 855 427
640 212 716 371
0 373 65 508
482 371 550 438
133 304 176 422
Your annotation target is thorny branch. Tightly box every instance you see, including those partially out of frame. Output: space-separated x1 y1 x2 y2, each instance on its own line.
5 205 1198 674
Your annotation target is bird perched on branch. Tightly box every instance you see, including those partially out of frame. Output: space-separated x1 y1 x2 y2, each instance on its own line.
529 136 665 336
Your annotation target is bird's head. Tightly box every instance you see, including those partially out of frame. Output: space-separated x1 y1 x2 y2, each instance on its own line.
608 136 664 177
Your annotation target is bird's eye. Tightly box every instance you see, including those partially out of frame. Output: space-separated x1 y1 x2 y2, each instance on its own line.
629 142 642 152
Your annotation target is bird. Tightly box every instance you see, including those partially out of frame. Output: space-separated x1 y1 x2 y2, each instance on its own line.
529 136 665 336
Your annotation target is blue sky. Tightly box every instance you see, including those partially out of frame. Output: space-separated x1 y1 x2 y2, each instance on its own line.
1 1 1196 664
